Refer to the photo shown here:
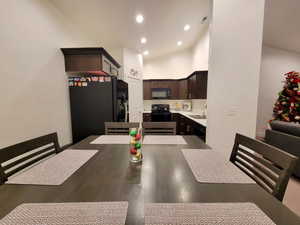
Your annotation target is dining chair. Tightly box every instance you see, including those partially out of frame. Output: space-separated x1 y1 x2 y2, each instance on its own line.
0 133 60 185
142 122 177 135
230 133 299 201
105 122 140 135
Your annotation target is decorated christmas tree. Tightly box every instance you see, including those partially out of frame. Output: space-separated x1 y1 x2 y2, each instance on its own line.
273 71 300 123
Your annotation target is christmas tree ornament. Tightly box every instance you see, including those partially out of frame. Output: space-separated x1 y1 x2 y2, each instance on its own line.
129 127 143 163
130 148 137 155
129 129 138 136
135 142 142 149
135 133 142 140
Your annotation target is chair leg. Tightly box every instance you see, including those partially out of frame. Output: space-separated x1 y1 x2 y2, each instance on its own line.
0 177 7 185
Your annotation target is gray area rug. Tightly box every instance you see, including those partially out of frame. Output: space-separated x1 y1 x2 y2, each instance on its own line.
91 135 131 144
143 135 187 145
182 149 255 183
0 202 128 225
7 150 98 185
145 202 275 225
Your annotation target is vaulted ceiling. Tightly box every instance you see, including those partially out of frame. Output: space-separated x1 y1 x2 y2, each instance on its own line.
264 0 300 53
49 0 211 59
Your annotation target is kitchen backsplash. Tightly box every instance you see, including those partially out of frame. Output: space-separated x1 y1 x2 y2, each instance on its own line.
144 99 207 113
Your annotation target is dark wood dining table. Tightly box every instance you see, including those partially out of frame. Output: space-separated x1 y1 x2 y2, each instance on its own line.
0 135 299 224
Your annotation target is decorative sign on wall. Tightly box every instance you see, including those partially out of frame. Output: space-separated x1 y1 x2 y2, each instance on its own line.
128 68 141 80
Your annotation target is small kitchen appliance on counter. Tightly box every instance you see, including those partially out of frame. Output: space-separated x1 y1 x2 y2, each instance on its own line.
182 101 192 111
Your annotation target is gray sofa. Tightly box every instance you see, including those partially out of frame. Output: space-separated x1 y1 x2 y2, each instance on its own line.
265 120 300 178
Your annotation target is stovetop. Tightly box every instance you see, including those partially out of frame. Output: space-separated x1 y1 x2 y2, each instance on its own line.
151 104 170 113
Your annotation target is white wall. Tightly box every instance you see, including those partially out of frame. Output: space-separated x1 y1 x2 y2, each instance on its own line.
256 45 300 137
207 0 265 155
143 48 193 79
143 25 210 80
0 0 88 148
123 49 144 122
192 25 210 71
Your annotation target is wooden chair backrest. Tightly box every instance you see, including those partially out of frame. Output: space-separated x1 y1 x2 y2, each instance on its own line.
0 133 60 184
230 133 298 201
142 122 176 135
105 122 140 135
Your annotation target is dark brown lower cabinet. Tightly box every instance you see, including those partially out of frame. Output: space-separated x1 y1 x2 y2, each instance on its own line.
145 113 206 141
143 113 151 122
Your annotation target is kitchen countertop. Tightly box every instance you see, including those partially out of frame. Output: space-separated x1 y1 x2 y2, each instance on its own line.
143 110 207 127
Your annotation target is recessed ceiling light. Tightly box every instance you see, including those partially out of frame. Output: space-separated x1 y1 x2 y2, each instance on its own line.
141 37 147 44
143 50 149 56
184 24 191 31
136 14 144 23
177 41 182 46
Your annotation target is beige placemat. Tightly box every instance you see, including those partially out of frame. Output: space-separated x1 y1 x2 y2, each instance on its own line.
143 135 187 145
7 150 98 185
0 202 128 225
145 202 275 225
182 149 255 183
91 135 131 144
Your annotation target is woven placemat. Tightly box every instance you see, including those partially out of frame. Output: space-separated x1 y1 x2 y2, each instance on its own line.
145 202 275 225
182 149 255 183
143 135 187 145
0 202 128 225
7 150 98 185
91 135 131 144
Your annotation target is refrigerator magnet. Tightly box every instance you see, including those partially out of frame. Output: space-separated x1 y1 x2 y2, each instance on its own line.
92 76 98 82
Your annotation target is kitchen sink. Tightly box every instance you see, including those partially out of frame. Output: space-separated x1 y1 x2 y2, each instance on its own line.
189 115 207 119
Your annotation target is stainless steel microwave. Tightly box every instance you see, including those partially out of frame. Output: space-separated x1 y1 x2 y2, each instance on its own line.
151 88 171 99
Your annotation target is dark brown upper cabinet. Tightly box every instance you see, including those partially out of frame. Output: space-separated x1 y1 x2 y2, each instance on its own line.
143 71 208 100
188 71 208 99
143 80 152 100
178 79 188 99
61 48 121 76
143 80 179 100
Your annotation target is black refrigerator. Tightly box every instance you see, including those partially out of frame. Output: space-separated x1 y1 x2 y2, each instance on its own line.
68 75 128 143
